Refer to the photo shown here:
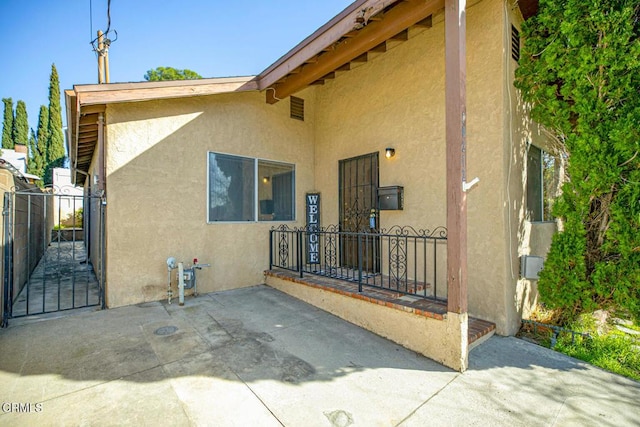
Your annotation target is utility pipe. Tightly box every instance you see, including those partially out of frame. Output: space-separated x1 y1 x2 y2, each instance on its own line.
178 262 185 306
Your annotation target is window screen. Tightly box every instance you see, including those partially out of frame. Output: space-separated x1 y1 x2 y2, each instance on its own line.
258 160 294 221
527 145 557 222
208 153 255 221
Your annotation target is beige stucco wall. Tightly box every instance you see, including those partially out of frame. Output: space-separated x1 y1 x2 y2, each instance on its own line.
104 89 316 307
313 0 512 332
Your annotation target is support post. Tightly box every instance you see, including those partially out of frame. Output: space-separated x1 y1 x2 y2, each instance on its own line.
97 113 105 192
445 0 468 315
298 231 304 278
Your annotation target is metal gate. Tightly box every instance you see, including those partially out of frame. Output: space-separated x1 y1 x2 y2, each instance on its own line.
1 188 105 326
339 152 380 272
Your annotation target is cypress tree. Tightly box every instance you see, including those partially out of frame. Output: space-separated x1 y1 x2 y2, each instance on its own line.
12 100 29 147
27 129 38 173
27 128 44 180
45 64 66 185
1 98 14 149
36 105 49 163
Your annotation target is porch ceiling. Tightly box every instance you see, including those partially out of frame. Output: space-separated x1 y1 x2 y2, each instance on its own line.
259 0 540 104
261 0 445 104
65 90 105 185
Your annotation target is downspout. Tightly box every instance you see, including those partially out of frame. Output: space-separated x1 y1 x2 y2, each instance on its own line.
97 112 107 308
97 112 105 193
73 94 81 185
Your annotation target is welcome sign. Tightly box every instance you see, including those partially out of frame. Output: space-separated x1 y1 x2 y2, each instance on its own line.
306 193 320 264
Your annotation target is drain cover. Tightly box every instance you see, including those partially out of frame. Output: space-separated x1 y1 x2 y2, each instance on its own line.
154 326 178 336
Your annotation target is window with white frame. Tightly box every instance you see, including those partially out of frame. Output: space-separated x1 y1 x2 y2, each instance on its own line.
208 152 295 222
526 145 558 222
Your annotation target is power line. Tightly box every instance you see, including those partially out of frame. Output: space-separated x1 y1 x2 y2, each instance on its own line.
90 0 117 49
105 0 111 35
89 0 93 43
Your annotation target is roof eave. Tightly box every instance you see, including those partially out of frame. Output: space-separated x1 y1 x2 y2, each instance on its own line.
256 0 401 91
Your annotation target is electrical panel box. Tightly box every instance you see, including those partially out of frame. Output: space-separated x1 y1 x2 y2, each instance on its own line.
520 255 544 280
378 186 404 210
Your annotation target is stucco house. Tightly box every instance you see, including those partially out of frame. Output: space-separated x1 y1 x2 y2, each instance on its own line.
65 0 554 370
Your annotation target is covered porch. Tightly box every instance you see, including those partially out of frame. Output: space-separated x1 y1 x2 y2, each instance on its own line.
258 0 504 371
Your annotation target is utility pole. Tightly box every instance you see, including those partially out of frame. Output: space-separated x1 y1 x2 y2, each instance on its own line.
97 30 105 83
96 30 110 84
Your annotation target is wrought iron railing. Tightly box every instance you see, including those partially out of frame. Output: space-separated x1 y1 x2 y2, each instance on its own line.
269 224 448 301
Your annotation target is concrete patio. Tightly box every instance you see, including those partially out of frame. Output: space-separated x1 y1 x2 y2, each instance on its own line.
0 285 638 426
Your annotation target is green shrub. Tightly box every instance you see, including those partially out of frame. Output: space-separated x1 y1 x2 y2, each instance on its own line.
515 0 640 322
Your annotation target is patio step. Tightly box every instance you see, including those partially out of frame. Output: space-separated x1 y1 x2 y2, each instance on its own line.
264 269 496 347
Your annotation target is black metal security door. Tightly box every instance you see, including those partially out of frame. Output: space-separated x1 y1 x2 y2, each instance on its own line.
339 152 380 272
1 189 105 326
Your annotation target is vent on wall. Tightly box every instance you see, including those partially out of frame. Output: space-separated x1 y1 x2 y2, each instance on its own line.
290 96 304 121
511 25 520 61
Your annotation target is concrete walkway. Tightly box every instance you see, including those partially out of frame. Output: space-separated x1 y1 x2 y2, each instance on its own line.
0 285 638 426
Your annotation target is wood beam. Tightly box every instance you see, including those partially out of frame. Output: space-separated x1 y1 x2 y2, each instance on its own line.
266 0 445 103
77 80 257 106
258 0 402 90
445 0 468 314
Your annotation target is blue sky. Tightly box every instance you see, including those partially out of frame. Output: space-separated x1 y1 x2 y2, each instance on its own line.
0 0 353 133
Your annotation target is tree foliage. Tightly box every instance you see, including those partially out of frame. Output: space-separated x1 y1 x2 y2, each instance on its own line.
45 64 65 185
2 98 14 149
144 66 202 81
515 0 640 321
27 128 44 183
36 105 49 164
12 100 29 147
